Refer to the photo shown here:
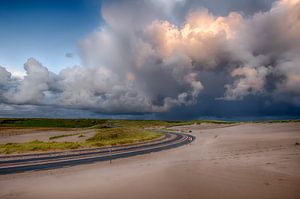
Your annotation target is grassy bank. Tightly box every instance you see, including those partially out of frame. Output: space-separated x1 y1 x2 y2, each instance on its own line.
0 118 237 129
85 127 161 147
0 118 107 128
257 120 300 123
0 127 162 154
0 141 82 154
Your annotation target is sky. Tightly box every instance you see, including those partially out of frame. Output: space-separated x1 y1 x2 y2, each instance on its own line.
0 0 101 75
0 0 300 120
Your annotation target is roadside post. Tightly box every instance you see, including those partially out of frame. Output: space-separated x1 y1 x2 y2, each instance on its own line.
109 148 112 164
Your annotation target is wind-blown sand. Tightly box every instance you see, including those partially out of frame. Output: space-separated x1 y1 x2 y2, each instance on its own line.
0 128 97 143
0 123 299 199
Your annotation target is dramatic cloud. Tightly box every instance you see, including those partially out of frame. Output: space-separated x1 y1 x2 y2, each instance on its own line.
223 0 300 103
3 58 58 104
223 66 269 100
0 66 11 86
0 0 299 117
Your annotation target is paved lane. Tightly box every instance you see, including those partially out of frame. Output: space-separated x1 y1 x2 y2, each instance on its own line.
0 132 195 175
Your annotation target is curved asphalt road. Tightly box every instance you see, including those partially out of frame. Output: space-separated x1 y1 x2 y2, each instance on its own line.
0 132 195 175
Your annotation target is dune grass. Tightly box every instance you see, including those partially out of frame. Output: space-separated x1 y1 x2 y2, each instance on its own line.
258 120 300 123
0 127 162 154
0 118 107 128
111 120 171 128
85 127 161 147
111 119 236 128
0 118 237 129
0 141 82 154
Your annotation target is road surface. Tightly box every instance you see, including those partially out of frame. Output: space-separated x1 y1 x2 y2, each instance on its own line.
0 132 194 175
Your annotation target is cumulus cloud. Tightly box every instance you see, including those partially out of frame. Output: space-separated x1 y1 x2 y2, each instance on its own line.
0 0 299 115
3 58 58 104
0 66 11 86
222 0 300 102
222 66 269 100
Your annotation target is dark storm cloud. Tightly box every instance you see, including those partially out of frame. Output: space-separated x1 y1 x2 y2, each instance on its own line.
185 0 275 15
170 0 275 24
0 0 299 119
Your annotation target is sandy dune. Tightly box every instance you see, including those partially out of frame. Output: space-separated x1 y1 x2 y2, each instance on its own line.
0 123 299 199
0 128 97 143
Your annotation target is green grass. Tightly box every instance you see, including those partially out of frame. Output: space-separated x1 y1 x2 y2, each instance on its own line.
258 120 300 123
111 120 171 128
0 141 82 154
2 118 299 129
85 127 162 147
0 118 107 128
0 118 238 129
109 119 235 129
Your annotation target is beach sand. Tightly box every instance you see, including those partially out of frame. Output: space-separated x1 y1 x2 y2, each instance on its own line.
0 128 97 143
0 122 299 199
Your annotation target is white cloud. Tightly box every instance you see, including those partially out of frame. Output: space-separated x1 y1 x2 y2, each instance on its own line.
223 66 269 100
3 58 57 104
0 66 11 86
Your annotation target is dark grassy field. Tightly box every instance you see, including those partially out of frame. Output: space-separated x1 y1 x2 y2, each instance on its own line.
0 118 236 129
0 118 107 128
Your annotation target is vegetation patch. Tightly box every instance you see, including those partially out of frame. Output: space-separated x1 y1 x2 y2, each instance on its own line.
0 118 107 128
259 120 300 123
0 127 162 154
111 119 236 128
86 127 162 147
0 118 238 129
0 141 82 154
